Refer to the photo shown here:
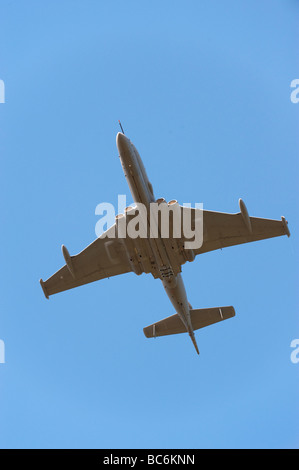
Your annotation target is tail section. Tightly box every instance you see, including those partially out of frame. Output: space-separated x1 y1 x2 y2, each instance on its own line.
189 306 235 330
143 306 235 354
143 312 188 338
189 331 200 355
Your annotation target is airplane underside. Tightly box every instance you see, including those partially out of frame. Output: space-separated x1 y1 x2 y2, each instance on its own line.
40 131 290 356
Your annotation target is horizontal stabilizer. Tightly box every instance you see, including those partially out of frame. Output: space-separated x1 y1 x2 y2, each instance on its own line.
144 313 187 338
189 306 235 331
143 306 235 338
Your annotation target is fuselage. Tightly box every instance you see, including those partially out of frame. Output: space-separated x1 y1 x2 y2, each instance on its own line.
116 132 197 349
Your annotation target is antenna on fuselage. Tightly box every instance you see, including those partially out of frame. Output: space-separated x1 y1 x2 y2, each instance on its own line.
118 120 125 134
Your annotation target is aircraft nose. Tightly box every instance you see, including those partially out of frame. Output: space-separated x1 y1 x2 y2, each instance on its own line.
116 132 130 153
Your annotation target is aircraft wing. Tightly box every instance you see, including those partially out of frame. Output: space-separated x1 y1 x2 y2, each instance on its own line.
179 200 290 256
40 222 138 299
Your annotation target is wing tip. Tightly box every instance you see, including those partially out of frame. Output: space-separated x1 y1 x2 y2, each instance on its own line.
281 216 291 237
143 326 153 338
39 279 49 299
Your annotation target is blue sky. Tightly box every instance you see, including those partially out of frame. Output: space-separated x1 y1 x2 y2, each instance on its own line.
0 0 298 449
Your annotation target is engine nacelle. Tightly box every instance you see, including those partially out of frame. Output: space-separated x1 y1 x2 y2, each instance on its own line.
117 235 143 276
156 197 166 204
115 213 126 238
184 249 195 262
168 199 178 206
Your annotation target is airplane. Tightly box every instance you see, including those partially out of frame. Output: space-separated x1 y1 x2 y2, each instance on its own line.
40 131 290 355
